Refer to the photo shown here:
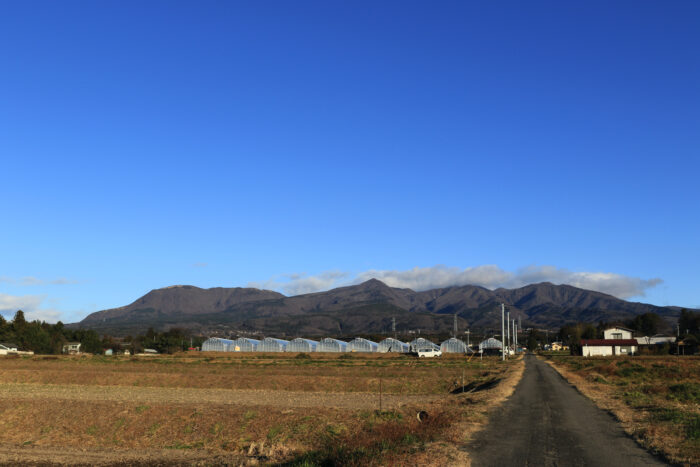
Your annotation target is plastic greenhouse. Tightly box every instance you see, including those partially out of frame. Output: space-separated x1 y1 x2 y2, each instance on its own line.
479 338 502 349
479 338 503 355
287 338 318 352
440 337 469 353
229 337 260 352
347 337 378 352
378 338 409 353
202 337 234 352
409 338 439 352
258 337 289 352
317 338 348 352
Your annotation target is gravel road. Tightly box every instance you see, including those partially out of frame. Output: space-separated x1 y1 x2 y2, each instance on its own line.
467 354 666 466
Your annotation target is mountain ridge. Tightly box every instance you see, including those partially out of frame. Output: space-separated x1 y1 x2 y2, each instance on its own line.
74 280 684 336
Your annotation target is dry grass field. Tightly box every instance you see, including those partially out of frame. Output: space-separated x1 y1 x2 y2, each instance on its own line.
0 352 524 466
544 355 700 466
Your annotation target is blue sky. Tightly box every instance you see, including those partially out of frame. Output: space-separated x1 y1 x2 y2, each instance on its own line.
1 1 698 323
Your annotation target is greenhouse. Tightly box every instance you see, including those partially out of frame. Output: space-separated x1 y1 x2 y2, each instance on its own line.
479 338 503 355
347 337 379 353
409 338 439 352
201 337 234 352
287 338 318 352
440 337 469 353
317 338 348 352
258 337 289 352
479 337 502 349
378 338 409 353
229 337 260 352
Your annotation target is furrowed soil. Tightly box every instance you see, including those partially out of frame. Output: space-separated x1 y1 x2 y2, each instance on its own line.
0 352 524 466
543 355 700 466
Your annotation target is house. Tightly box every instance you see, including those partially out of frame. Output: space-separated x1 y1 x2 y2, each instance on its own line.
550 342 569 351
62 342 81 354
603 327 633 340
0 343 18 355
579 327 639 357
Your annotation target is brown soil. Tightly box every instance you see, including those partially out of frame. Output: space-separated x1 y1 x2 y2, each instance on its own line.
0 383 438 410
0 353 525 466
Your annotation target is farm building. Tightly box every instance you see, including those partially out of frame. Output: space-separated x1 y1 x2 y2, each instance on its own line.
580 339 638 357
229 337 261 352
202 337 234 352
317 338 348 352
440 337 469 353
409 338 439 352
348 338 379 352
635 335 676 346
479 338 503 355
0 343 18 355
378 338 409 353
258 337 289 352
62 342 81 354
287 338 318 352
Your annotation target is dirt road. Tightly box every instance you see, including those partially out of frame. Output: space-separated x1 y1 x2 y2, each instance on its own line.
468 354 666 466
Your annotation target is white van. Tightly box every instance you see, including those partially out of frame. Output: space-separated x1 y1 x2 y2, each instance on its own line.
417 348 442 358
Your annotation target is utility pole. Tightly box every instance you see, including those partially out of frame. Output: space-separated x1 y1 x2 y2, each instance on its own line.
466 329 470 348
506 311 511 355
453 313 458 339
501 303 505 361
392 317 396 340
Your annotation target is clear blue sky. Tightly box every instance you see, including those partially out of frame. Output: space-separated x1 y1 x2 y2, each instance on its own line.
1 1 698 323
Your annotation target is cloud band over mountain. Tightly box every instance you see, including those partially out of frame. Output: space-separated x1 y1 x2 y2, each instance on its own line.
250 265 662 299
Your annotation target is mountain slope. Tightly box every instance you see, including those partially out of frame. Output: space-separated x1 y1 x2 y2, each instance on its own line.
75 280 682 336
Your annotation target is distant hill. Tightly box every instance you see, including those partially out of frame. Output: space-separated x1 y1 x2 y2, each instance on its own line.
74 279 682 336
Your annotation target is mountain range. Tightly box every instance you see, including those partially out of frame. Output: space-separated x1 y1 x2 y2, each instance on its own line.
74 280 683 336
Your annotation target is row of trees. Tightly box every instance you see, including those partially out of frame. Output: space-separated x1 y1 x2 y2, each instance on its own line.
0 310 204 355
0 310 103 354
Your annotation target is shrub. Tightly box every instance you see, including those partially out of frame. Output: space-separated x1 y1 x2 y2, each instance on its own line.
668 382 700 403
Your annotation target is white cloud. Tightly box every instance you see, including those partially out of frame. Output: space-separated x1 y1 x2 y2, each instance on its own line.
248 271 349 296
0 276 79 286
355 265 512 291
0 293 63 323
250 265 662 299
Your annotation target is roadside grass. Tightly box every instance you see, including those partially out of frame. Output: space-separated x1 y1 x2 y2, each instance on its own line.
544 355 700 465
285 410 449 466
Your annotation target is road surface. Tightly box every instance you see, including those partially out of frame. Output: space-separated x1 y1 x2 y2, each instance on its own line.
468 354 666 466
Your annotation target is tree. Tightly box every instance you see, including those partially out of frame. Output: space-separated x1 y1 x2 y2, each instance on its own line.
13 310 26 328
626 312 661 336
679 309 700 336
526 331 539 351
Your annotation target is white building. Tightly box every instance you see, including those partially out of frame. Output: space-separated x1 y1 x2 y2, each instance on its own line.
635 335 676 346
581 327 638 357
0 343 18 355
603 327 633 340
62 342 81 354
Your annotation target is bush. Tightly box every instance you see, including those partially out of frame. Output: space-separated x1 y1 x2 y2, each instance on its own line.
668 382 700 403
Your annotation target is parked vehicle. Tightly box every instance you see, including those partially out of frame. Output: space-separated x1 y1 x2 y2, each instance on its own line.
417 348 442 358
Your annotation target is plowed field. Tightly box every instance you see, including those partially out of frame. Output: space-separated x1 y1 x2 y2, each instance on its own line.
0 352 523 465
